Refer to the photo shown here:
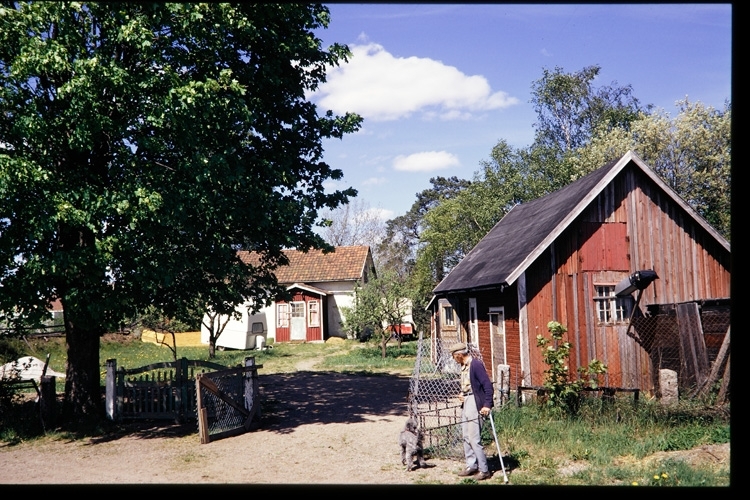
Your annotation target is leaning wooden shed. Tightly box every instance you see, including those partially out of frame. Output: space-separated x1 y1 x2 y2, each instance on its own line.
429 151 730 396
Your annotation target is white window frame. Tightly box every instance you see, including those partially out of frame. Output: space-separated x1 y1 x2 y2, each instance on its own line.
308 300 320 328
277 303 289 328
593 284 631 324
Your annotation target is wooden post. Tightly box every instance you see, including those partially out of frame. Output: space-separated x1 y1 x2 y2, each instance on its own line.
39 375 57 430
716 355 730 405
195 374 209 444
175 357 188 423
692 326 730 399
105 359 117 421
243 357 259 429
676 302 709 389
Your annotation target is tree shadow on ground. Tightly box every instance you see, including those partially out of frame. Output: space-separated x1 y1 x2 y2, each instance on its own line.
83 370 411 442
259 371 411 434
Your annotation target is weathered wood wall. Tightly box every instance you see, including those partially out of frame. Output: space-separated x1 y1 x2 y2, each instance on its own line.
521 165 730 393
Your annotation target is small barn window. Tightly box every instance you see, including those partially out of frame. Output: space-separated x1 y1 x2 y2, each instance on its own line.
277 303 289 328
443 306 455 327
309 300 320 327
594 285 631 324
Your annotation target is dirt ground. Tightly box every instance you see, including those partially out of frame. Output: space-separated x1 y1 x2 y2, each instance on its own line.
0 364 463 485
0 355 731 486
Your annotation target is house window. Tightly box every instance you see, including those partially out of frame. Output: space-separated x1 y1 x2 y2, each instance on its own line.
593 285 631 324
443 306 455 327
277 303 289 328
308 300 320 328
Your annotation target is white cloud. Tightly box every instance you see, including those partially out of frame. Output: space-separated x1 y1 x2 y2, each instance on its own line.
315 43 519 121
392 151 460 172
366 207 395 222
361 176 388 187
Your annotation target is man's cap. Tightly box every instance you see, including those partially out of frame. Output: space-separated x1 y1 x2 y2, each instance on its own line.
449 342 467 354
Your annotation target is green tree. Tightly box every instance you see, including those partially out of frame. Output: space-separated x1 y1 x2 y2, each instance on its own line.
341 269 411 358
0 3 361 425
531 64 649 155
382 176 469 288
569 99 731 239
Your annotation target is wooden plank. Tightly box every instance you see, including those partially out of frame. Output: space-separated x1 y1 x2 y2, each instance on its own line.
692 326 730 398
676 302 709 388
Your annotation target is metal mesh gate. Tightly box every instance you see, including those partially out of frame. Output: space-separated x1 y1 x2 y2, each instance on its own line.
196 358 262 443
406 335 485 460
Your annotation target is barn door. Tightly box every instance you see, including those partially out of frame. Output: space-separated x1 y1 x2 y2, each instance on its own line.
489 307 506 380
290 301 306 341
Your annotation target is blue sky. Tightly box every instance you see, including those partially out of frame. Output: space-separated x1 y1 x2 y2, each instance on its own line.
308 3 732 222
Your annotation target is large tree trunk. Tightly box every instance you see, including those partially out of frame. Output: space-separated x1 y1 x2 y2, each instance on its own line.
61 299 105 427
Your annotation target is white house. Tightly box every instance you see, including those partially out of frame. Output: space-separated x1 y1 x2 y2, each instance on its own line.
201 245 376 349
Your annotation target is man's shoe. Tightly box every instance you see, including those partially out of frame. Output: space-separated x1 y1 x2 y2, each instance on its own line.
475 471 492 481
457 468 478 477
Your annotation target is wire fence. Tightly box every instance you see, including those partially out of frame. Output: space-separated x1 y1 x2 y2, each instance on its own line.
406 336 486 460
630 299 730 395
197 370 246 432
195 359 261 444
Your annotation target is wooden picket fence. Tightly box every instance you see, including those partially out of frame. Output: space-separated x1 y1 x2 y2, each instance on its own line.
105 357 227 423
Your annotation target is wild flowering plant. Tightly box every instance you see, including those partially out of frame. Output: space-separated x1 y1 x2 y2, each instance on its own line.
536 321 607 415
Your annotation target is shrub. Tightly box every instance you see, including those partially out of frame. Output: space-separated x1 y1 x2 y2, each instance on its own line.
536 321 607 415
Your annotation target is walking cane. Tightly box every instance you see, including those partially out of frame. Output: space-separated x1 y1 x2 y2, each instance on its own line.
487 412 509 483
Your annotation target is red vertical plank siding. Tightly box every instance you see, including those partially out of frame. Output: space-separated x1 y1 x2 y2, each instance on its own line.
448 162 729 395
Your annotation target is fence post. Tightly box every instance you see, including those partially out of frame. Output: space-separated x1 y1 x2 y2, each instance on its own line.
496 364 510 406
105 359 117 421
175 357 189 423
244 356 260 426
39 375 57 430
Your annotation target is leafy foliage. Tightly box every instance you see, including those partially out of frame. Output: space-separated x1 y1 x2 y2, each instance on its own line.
340 268 411 358
568 99 731 239
536 321 607 415
531 64 650 155
0 3 361 424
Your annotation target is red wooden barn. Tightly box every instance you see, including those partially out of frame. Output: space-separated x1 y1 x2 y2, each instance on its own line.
429 151 730 395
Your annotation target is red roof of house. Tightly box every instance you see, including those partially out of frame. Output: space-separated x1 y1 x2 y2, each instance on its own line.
237 246 373 284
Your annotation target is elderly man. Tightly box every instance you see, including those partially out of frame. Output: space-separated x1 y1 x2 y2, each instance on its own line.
450 342 493 480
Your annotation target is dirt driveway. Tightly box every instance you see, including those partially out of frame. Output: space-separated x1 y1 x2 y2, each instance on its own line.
0 350 730 486
0 368 461 485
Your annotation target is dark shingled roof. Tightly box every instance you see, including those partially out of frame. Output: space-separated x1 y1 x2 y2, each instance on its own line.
432 151 728 296
238 245 372 285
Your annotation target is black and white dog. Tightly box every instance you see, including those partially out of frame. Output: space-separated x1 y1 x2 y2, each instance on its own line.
399 415 427 471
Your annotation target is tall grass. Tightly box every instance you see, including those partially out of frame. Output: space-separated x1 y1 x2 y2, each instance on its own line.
488 397 730 486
